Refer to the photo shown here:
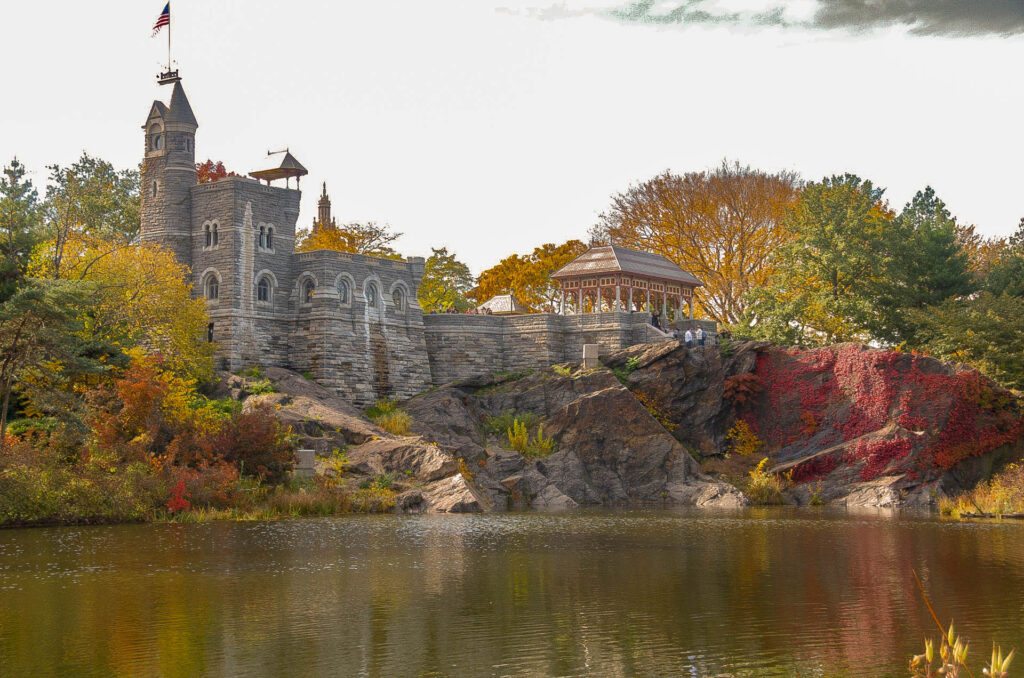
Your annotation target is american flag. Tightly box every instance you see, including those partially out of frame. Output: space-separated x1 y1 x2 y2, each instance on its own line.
152 3 170 35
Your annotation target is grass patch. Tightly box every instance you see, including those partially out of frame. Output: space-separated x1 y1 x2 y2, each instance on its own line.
940 462 1024 518
552 364 573 377
745 457 787 505
366 399 413 435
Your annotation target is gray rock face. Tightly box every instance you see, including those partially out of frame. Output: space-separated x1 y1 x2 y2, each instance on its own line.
405 367 748 511
346 438 457 483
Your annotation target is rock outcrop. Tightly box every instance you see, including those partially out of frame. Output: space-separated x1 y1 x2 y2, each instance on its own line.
404 368 747 511
606 341 1024 508
221 338 1024 512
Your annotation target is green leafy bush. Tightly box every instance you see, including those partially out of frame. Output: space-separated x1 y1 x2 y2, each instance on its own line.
485 410 538 436
247 378 277 395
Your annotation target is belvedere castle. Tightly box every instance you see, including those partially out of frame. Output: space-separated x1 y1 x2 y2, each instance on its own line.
140 75 714 404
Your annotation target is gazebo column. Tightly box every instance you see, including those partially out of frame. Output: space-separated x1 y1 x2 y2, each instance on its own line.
688 296 693 319
628 286 633 312
615 284 621 312
559 288 566 315
677 295 683 320
661 292 667 319
596 283 602 313
578 289 583 314
646 288 651 312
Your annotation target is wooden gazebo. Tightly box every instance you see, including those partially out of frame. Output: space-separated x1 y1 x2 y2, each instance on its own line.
551 245 702 319
249 149 308 188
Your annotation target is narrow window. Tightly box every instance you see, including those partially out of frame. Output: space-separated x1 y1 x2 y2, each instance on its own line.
257 278 270 303
393 288 404 311
303 280 315 304
366 283 377 307
212 223 219 246
338 280 349 303
207 278 219 300
266 227 273 250
207 323 214 343
204 225 211 247
151 181 157 197
259 226 265 249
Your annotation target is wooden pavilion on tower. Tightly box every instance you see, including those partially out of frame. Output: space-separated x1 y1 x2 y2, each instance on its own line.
551 245 702 319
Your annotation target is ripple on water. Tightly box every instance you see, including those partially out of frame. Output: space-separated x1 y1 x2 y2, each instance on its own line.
1 509 1023 677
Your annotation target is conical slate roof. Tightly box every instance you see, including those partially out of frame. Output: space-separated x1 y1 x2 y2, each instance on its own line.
165 81 198 127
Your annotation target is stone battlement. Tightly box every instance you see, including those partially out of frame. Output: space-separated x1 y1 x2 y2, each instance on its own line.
423 312 708 384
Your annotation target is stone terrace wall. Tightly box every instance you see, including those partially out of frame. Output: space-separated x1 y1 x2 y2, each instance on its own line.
423 312 678 385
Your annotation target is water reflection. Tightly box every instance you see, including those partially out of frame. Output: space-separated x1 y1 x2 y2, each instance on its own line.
0 510 1022 678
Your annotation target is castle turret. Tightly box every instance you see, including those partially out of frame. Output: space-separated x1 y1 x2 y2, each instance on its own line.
140 78 197 266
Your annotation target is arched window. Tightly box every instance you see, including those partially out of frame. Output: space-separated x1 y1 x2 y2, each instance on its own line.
149 124 163 151
259 226 265 249
266 227 273 250
338 279 349 303
303 279 315 304
204 224 212 247
366 282 378 308
211 223 218 246
206 277 219 300
392 288 405 311
257 278 270 303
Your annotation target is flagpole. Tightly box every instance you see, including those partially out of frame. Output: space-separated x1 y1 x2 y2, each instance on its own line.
167 2 172 71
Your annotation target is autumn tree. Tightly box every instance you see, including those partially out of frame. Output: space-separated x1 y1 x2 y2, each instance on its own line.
295 220 403 260
0 157 41 302
984 219 1024 297
746 174 892 345
38 153 140 278
590 162 799 324
417 247 474 312
471 239 587 312
195 160 237 184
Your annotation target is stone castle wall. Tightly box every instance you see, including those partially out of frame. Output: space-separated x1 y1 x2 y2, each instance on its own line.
284 250 432 405
423 312 689 385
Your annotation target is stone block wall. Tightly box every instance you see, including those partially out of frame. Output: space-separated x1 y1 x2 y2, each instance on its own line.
422 312 681 385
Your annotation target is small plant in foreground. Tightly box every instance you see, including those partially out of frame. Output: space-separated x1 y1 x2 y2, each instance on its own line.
505 419 557 458
745 457 786 505
552 364 573 377
366 399 412 435
808 480 825 506
908 571 1015 678
485 410 539 437
247 377 277 395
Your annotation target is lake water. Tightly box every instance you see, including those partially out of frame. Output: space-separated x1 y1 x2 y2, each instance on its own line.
1 509 1022 678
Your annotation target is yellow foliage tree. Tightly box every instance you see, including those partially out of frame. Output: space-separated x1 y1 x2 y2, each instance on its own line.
471 239 587 311
29 237 214 382
295 220 403 260
590 162 799 325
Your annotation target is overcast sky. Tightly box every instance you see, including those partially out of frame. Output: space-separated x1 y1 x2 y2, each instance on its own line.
2 0 1022 273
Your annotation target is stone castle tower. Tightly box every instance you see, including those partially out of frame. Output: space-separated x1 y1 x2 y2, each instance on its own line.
140 79 197 265
137 75 433 404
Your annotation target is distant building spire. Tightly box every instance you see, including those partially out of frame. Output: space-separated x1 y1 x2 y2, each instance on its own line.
314 182 334 232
